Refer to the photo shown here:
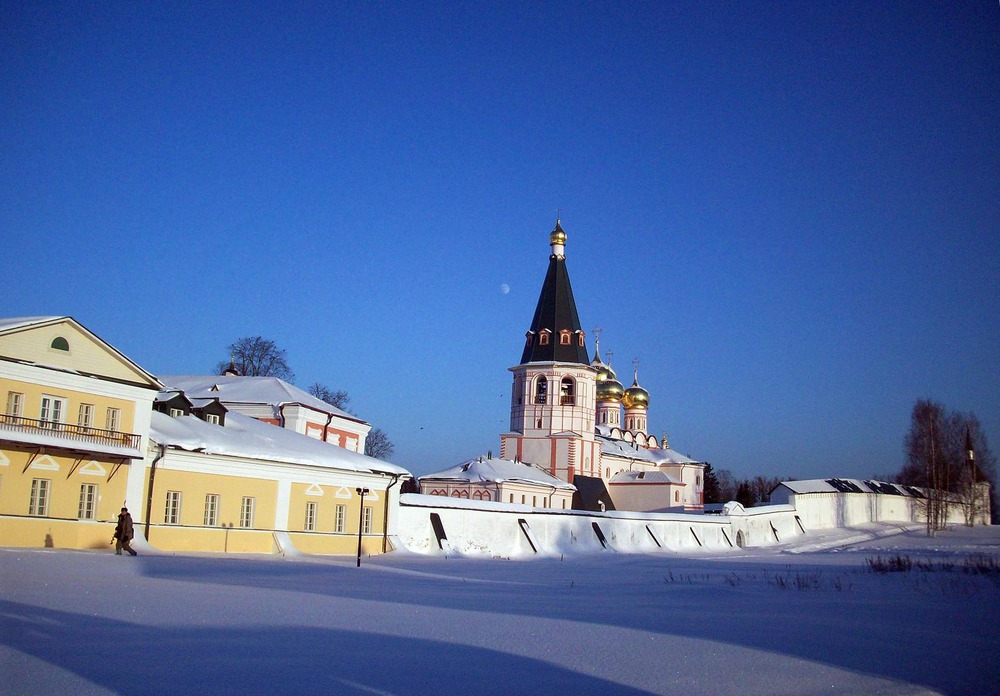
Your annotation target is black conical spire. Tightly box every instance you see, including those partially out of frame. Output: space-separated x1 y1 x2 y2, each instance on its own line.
519 220 589 365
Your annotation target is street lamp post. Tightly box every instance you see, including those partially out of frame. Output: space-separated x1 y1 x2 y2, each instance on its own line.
355 487 369 567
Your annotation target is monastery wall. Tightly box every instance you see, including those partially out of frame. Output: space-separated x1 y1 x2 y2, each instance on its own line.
394 491 975 558
396 494 772 558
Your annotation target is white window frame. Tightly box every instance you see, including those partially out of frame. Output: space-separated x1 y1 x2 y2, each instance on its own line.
5 392 23 417
305 501 317 531
335 504 346 533
204 494 219 526
240 496 255 528
362 506 373 535
169 408 184 418
78 403 94 429
205 413 220 425
30 478 50 516
105 407 121 432
78 482 98 519
165 490 182 524
40 395 66 429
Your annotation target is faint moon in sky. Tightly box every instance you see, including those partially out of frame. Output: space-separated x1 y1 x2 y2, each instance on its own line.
500 283 510 295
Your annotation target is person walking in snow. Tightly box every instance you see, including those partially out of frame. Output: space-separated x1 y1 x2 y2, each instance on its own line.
112 507 138 556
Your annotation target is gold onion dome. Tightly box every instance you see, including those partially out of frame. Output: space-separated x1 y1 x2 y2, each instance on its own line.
623 378 650 409
596 375 625 403
550 220 567 246
591 354 617 383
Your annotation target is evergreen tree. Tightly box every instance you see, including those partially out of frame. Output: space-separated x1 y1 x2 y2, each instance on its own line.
702 463 722 504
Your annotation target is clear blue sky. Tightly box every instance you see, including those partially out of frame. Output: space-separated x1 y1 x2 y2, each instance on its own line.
3 2 998 480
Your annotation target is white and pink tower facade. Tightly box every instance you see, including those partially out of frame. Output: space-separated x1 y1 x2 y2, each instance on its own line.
500 221 660 485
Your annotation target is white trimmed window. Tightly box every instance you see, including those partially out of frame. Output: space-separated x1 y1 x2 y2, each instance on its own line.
40 396 66 428
78 403 94 429
105 408 121 432
335 504 346 533
169 408 184 418
240 497 255 528
204 494 219 526
362 506 373 534
205 413 220 425
29 478 50 516
305 501 317 531
5 392 23 417
78 483 98 519
165 490 182 524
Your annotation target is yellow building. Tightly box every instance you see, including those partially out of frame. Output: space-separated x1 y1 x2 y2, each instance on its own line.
143 406 410 555
0 317 161 549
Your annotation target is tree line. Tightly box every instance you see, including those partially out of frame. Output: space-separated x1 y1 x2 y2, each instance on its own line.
216 336 395 461
701 465 784 507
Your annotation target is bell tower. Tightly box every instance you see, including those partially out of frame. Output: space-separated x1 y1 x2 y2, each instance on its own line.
501 219 601 482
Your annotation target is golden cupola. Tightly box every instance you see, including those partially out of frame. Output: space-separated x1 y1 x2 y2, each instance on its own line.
549 218 567 257
622 373 650 410
597 373 625 403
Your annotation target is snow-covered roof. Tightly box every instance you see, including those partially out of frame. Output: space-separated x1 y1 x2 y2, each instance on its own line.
599 436 659 462
159 375 361 423
419 456 576 490
596 426 704 466
1 423 144 459
775 478 923 497
0 316 161 388
608 470 680 485
0 316 64 333
648 447 702 465
149 411 408 476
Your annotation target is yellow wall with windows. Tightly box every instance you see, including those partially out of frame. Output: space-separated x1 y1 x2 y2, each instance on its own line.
2 377 137 433
147 468 278 530
0 446 132 548
287 482 384 536
136 464 389 555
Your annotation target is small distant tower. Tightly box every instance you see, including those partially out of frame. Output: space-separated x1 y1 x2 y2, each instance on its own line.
622 359 650 436
221 355 241 377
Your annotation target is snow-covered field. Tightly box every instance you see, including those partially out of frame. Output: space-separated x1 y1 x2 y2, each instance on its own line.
3 524 999 695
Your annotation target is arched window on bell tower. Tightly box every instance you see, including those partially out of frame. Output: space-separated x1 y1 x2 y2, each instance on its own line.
535 376 548 404
560 377 575 405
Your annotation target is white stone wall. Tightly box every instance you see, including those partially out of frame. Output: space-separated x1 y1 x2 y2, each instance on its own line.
396 494 755 558
393 486 983 558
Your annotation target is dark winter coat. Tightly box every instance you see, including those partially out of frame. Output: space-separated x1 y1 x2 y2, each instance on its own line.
114 513 134 541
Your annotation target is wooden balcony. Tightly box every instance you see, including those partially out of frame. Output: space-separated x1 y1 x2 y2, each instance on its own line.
0 414 141 452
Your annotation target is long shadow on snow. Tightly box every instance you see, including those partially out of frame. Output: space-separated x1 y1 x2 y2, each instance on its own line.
130 550 1000 694
0 598 655 696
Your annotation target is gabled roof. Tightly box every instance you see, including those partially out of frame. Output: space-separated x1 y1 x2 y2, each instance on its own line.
519 224 589 365
159 375 362 423
0 316 161 389
149 411 407 476
419 456 576 490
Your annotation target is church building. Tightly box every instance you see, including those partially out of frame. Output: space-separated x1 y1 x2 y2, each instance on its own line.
500 220 705 511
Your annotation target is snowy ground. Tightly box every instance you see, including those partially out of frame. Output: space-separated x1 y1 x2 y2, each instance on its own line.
2 524 999 695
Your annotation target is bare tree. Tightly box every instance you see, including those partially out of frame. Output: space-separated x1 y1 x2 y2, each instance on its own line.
308 383 352 412
365 427 395 460
217 336 294 381
715 468 738 503
749 475 783 504
899 400 997 532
